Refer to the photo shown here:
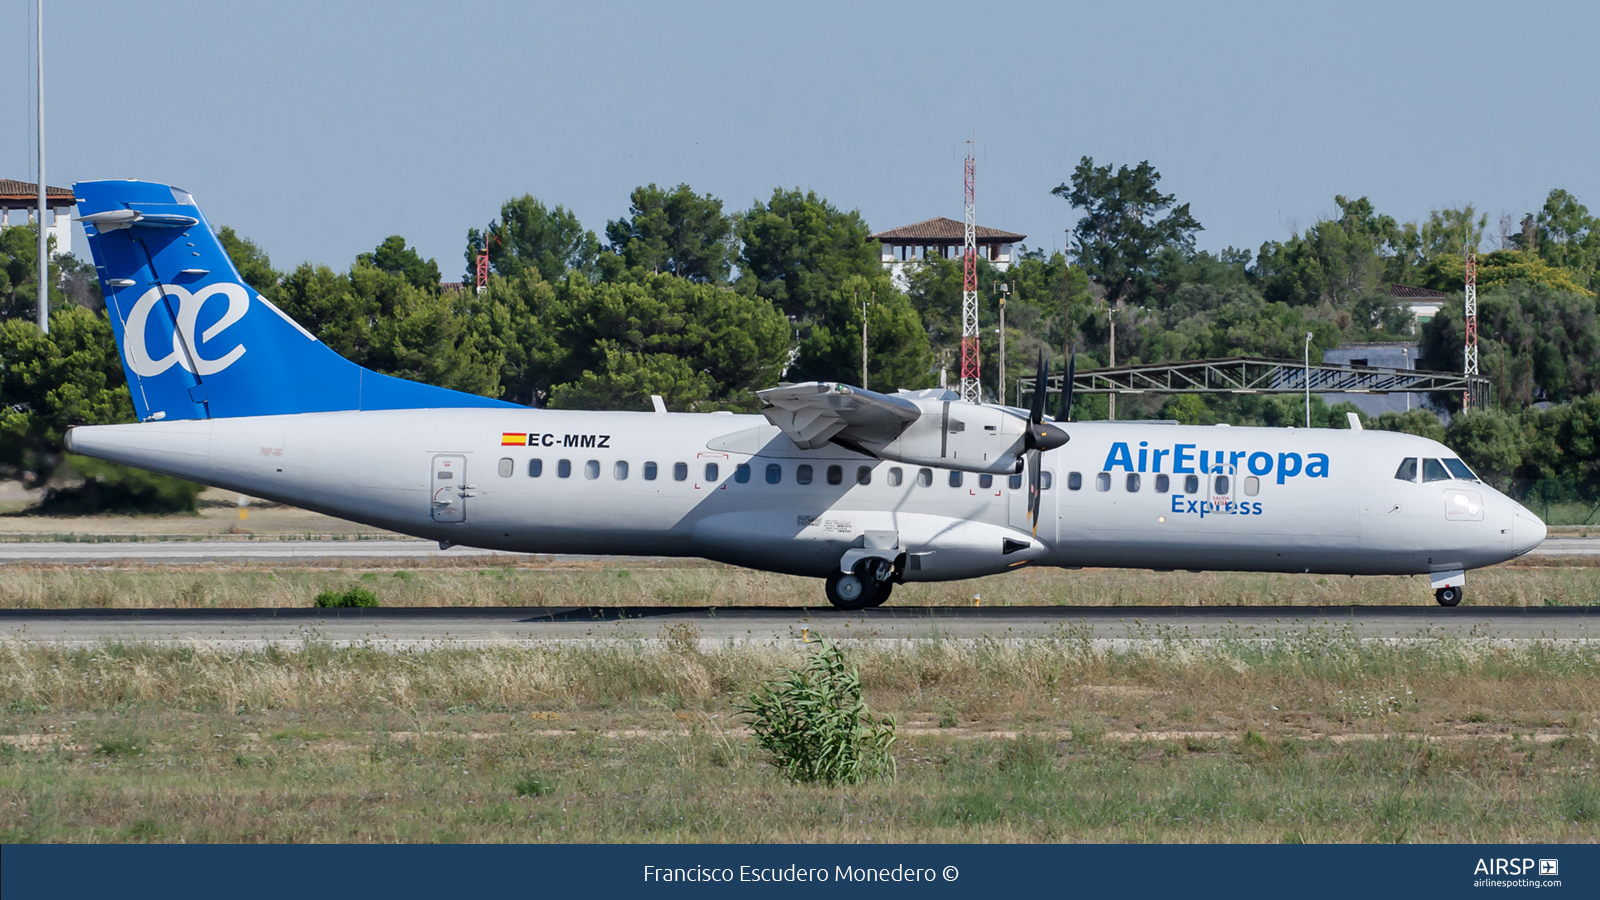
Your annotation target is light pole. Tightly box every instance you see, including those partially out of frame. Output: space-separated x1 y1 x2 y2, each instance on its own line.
859 290 873 390
997 283 1008 404
1108 309 1117 422
36 0 48 334
1304 331 1313 427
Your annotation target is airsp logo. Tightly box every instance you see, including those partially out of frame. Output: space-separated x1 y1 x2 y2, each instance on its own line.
124 283 250 377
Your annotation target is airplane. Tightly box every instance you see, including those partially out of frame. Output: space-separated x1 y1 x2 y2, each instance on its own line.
62 180 1547 609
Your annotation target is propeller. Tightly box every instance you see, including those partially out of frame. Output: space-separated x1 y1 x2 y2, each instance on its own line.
1058 347 1076 423
1024 348 1070 535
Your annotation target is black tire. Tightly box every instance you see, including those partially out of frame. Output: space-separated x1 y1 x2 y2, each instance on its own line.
866 580 894 608
825 570 872 610
1435 586 1462 607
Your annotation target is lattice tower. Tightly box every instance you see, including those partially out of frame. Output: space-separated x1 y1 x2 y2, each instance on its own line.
959 149 979 401
1463 250 1477 408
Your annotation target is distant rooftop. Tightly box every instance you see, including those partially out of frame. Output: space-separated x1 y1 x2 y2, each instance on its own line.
870 217 1025 245
0 179 75 206
1384 283 1451 300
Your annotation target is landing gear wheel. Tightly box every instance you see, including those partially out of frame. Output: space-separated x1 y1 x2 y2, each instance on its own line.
825 570 872 610
1435 586 1462 607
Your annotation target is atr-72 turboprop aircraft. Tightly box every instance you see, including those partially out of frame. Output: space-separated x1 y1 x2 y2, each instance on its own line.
63 180 1546 608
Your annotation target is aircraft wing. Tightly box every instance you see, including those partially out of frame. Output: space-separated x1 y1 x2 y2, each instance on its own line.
757 382 921 450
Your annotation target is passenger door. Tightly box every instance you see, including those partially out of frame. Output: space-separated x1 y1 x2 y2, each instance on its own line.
430 454 469 523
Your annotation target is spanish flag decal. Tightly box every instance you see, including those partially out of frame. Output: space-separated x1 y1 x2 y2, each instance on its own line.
501 432 528 446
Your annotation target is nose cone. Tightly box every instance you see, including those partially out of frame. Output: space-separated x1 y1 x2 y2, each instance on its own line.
1028 421 1070 452
1512 507 1547 556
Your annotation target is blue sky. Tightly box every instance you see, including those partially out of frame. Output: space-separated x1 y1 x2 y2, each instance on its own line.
6 1 1597 279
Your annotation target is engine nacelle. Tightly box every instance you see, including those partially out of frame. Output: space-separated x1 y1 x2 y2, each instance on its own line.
858 398 1026 475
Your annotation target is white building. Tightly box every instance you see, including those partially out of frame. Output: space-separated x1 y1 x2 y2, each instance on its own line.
1385 283 1450 332
869 217 1025 290
0 179 75 257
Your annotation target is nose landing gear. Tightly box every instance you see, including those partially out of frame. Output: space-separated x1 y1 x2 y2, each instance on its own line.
824 557 896 610
1435 586 1462 607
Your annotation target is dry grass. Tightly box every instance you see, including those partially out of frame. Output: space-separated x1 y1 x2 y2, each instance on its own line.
2 561 1598 609
1 631 1597 843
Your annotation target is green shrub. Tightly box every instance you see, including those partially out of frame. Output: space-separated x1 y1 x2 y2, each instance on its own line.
737 639 896 785
38 454 203 514
313 587 380 608
513 774 553 797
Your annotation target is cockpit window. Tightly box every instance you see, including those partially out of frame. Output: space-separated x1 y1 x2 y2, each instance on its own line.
1422 458 1450 483
1394 458 1417 482
1443 458 1478 482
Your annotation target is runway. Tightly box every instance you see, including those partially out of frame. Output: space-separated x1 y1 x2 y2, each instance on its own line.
1 605 1593 650
0 536 1596 564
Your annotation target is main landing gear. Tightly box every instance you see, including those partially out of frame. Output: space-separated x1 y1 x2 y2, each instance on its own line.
824 557 896 611
1435 586 1462 607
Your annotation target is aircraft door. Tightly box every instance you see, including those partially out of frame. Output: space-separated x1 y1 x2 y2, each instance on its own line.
431 454 469 523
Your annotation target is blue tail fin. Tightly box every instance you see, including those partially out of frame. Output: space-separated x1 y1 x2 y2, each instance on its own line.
74 179 517 421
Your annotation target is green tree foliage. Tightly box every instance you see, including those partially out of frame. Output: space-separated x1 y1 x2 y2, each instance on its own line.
788 275 933 391
467 195 600 285
0 305 135 486
0 224 67 320
538 274 791 411
1412 249 1593 297
217 226 282 297
357 235 442 291
1257 195 1393 307
1387 205 1488 286
736 188 881 323
603 183 735 283
42 453 203 514
1534 189 1600 291
1052 157 1201 304
1420 283 1600 408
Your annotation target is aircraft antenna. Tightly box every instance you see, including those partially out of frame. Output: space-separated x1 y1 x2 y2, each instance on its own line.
959 141 979 402
1463 247 1477 409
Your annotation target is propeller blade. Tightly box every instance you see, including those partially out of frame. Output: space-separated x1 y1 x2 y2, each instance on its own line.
1029 348 1049 424
1027 448 1042 537
1058 348 1076 423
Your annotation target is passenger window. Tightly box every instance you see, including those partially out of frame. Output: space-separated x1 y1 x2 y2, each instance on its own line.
1154 473 1169 493
1422 458 1450 483
584 460 600 479
673 462 688 482
857 466 872 486
705 462 720 482
1095 472 1111 491
918 468 933 487
1009 473 1023 490
528 459 543 478
643 461 657 481
1215 474 1230 495
1184 474 1199 494
1244 476 1259 496
1041 471 1053 490
979 474 993 489
1395 458 1418 482
797 464 813 485
826 465 843 485
888 467 903 486
735 464 751 483
1443 458 1478 481
558 459 572 479
949 471 964 488
1125 473 1140 492
766 463 782 484
614 461 628 480
1068 471 1083 491
498 458 513 478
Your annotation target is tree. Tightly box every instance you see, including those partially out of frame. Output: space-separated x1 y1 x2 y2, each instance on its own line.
467 195 600 284
1052 157 1201 304
1421 283 1600 408
218 226 281 297
1534 189 1600 291
788 275 933 391
1256 196 1390 307
543 274 791 411
604 183 736 283
0 224 65 321
736 188 881 323
357 235 442 291
0 305 134 486
1387 205 1487 286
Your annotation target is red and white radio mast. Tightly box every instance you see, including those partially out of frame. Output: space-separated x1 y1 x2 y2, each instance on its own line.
959 144 980 402
1463 249 1477 409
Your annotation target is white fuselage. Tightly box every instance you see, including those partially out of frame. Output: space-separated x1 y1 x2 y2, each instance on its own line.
65 408 1546 582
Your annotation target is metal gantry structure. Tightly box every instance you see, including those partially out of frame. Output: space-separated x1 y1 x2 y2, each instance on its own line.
1017 356 1492 412
958 146 980 402
1464 250 1478 408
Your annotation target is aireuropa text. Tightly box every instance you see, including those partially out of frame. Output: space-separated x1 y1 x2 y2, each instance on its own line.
642 865 942 883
